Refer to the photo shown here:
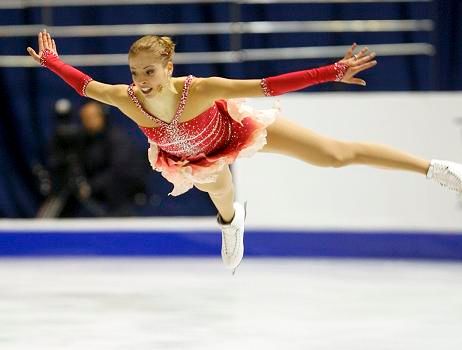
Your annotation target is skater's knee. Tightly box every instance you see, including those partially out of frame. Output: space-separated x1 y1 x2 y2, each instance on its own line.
331 145 357 167
194 179 233 197
208 184 233 198
319 141 357 168
194 166 233 193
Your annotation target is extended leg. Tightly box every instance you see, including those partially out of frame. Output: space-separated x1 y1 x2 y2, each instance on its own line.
260 116 431 175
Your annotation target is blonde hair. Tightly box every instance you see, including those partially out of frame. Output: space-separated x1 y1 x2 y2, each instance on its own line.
128 35 176 65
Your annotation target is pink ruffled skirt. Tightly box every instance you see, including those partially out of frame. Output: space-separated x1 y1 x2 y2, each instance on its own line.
147 99 280 196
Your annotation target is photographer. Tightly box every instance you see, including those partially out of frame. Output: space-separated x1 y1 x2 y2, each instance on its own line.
37 100 147 217
77 101 148 217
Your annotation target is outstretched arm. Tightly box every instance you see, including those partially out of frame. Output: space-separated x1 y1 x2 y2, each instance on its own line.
195 43 377 100
27 29 126 106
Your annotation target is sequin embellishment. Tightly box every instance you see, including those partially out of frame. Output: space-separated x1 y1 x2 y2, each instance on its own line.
260 78 272 96
39 48 59 67
334 62 349 81
130 75 232 160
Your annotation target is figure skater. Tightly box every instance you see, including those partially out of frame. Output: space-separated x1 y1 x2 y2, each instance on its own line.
27 29 462 273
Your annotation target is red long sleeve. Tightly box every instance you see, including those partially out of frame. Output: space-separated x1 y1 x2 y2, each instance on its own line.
260 62 349 96
40 49 93 97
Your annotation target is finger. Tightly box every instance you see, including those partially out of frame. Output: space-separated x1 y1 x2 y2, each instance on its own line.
44 31 49 48
350 49 368 63
351 48 369 63
43 31 51 49
345 43 357 59
38 32 44 52
26 46 34 55
354 60 378 73
41 29 48 48
350 78 366 86
46 32 53 49
40 30 48 50
355 47 370 59
355 52 376 65
26 47 40 61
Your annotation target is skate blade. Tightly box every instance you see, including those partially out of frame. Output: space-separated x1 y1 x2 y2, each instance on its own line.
231 261 242 276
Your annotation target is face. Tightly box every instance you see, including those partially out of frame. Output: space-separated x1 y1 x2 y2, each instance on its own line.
80 103 105 133
129 51 173 98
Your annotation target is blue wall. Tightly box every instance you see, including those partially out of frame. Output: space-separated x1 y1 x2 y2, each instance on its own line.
1 229 462 260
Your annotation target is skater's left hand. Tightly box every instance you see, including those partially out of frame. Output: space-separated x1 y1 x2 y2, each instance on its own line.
338 43 377 86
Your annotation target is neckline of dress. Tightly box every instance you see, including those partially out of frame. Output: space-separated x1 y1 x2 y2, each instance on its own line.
128 75 193 126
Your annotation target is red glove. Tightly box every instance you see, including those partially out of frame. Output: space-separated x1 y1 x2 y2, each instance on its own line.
260 62 349 96
40 49 93 96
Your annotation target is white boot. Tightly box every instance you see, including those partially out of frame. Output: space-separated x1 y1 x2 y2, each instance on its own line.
217 202 247 275
426 159 462 193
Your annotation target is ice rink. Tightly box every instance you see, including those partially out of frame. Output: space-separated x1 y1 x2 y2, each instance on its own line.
1 258 462 350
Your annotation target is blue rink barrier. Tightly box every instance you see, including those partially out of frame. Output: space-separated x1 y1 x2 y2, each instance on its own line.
1 230 462 260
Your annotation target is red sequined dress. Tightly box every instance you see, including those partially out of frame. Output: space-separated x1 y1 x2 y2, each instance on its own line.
128 75 279 196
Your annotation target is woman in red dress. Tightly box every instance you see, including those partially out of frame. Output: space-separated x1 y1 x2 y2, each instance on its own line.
28 30 462 273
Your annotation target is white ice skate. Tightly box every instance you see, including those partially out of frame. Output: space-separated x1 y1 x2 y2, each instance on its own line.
426 159 462 193
217 201 247 275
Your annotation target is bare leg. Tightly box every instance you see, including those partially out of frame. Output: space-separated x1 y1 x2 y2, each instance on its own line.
260 116 431 175
194 165 235 223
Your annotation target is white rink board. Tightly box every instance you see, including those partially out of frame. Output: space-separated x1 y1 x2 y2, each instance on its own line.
234 92 462 231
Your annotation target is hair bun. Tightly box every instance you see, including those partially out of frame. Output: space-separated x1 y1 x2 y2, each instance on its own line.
160 36 175 56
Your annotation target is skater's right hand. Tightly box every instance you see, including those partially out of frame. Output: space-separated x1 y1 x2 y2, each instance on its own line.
26 29 59 65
